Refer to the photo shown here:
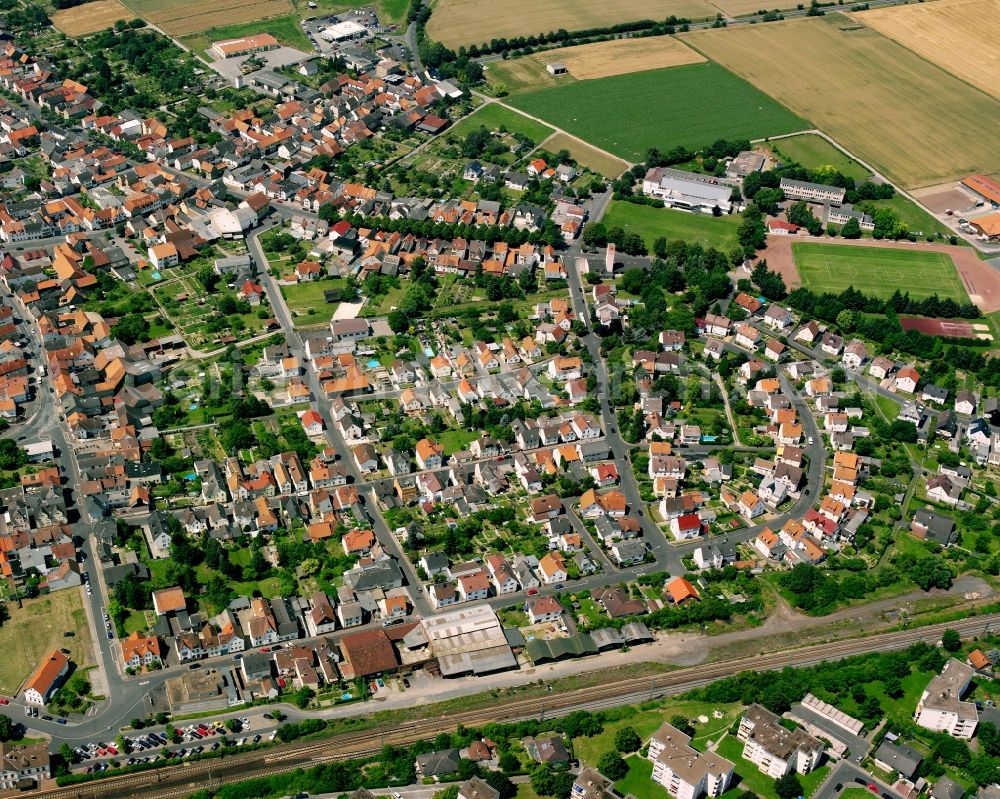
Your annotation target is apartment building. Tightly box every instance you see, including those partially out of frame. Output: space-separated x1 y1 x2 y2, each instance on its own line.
736 705 824 777
648 722 734 799
915 658 979 739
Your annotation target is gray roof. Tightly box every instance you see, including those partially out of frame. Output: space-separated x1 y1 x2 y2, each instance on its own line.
873 740 922 778
913 508 956 545
415 748 461 777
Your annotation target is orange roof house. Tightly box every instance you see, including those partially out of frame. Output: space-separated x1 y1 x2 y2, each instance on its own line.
23 650 69 704
152 586 187 615
666 576 700 604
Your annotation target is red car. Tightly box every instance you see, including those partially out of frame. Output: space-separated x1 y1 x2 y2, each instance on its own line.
0 697 9 705
526 588 539 595
868 785 879 794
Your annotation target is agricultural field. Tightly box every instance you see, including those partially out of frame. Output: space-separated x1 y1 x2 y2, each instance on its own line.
448 103 554 145
485 36 705 94
52 0 134 36
177 13 311 52
508 63 808 161
765 133 871 181
0 592 94 696
540 132 629 177
709 0 800 15
858 0 1000 101
122 0 296 39
792 241 970 303
683 15 1000 189
602 200 742 251
426 0 717 49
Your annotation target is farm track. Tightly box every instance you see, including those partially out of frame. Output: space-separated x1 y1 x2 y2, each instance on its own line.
37 613 998 799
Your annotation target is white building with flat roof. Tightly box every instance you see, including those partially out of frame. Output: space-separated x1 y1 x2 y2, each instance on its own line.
321 20 368 41
642 168 732 214
915 658 979 739
737 704 824 777
648 722 734 799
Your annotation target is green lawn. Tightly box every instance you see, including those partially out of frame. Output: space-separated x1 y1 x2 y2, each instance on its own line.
0 592 94 695
123 610 149 635
792 242 970 303
576 701 742 765
867 196 957 241
603 200 742 252
180 15 311 57
448 103 555 145
770 134 870 181
281 279 344 327
509 63 807 160
439 428 478 455
615 756 659 799
362 284 408 317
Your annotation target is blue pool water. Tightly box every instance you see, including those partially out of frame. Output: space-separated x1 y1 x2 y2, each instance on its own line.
367 359 380 368
151 271 162 280
189 404 199 411
184 473 197 481
701 435 717 443
423 347 434 357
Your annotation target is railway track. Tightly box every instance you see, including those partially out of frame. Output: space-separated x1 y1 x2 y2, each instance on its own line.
39 613 997 799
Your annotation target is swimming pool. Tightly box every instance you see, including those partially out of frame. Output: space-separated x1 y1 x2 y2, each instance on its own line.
367 359 380 369
423 347 434 357
183 473 197 481
151 271 162 281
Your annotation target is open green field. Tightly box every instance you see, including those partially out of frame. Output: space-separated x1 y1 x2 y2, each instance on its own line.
792 242 970 302
449 103 555 145
0 592 94 695
281 279 344 327
439 428 478 455
603 200 742 251
178 14 311 55
867 196 957 240
767 134 871 181
615 757 658 799
508 63 808 161
684 15 1000 189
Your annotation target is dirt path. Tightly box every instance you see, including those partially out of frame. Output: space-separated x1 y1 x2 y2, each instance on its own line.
761 234 1000 312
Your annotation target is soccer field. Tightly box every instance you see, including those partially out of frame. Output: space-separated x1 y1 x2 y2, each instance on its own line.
792 242 970 302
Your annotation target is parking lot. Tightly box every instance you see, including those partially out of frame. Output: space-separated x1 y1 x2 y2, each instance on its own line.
300 7 391 56
72 716 278 772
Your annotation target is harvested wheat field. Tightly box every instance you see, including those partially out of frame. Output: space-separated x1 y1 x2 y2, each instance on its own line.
427 0 717 48
122 0 291 35
53 0 134 35
858 0 1000 101
684 15 1000 189
487 36 705 94
707 0 799 16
